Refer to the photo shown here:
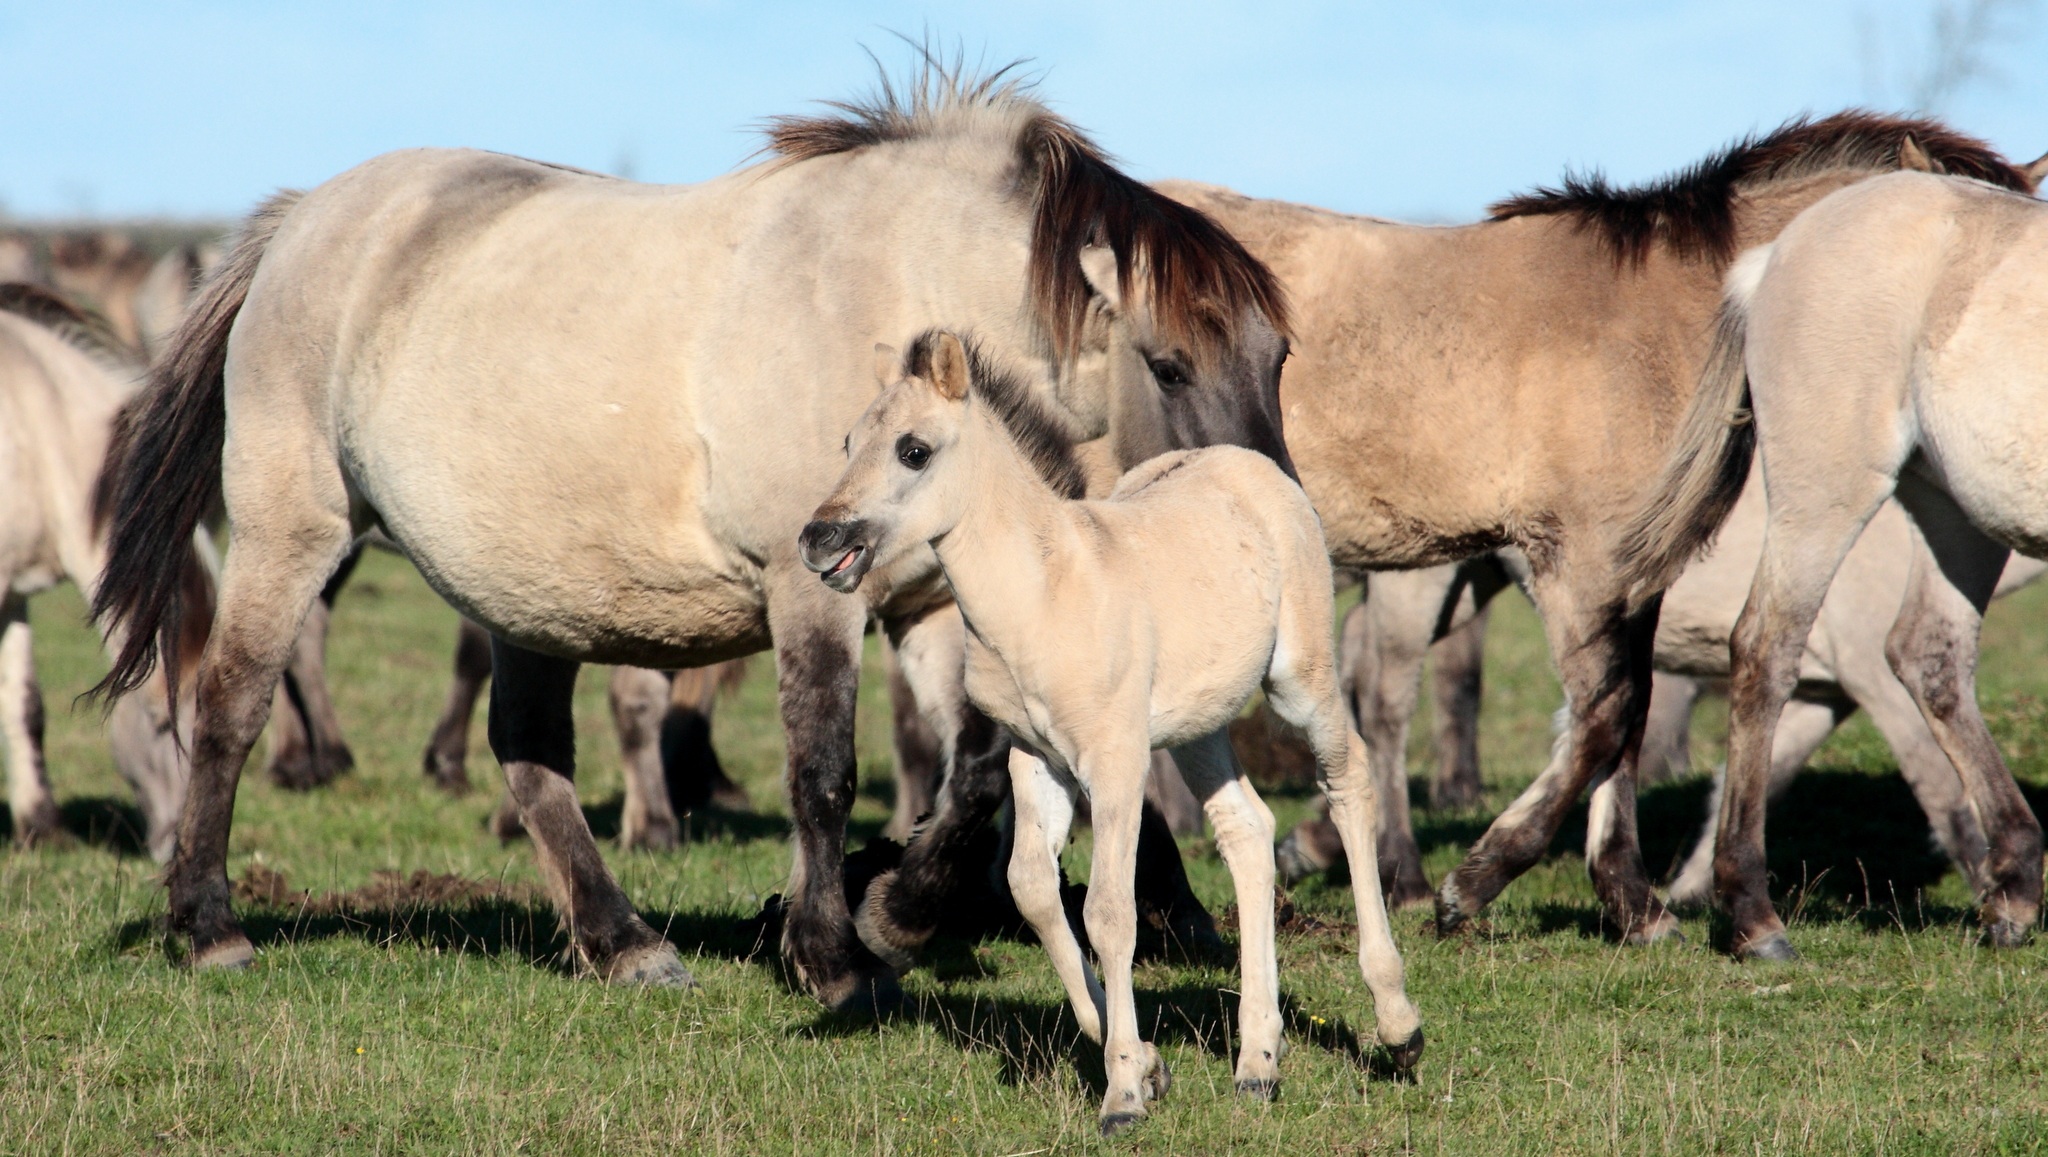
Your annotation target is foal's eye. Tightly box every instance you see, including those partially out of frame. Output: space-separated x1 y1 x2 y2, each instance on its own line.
896 435 932 471
1148 357 1190 392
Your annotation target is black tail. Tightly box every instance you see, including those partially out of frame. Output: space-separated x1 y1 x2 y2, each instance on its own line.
89 190 302 710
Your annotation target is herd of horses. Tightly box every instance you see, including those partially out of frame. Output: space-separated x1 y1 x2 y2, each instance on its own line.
6 63 2047 1133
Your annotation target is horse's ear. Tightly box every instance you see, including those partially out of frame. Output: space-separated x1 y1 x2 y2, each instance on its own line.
2023 150 2048 194
873 343 899 386
931 332 970 401
1898 136 1945 174
1078 243 1122 311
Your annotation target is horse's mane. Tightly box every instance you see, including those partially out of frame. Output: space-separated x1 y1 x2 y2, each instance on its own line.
765 60 1289 365
0 282 137 365
904 329 1087 500
1489 111 2034 266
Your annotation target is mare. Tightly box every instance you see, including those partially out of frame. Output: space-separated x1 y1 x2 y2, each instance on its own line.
0 284 210 861
1623 168 2048 958
1161 114 2042 937
88 68 1290 1009
801 331 1419 1133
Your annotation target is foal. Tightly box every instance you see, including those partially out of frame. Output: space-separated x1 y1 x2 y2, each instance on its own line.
800 332 1421 1134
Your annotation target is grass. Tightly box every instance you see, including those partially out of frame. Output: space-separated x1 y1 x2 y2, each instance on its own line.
3 547 2046 1154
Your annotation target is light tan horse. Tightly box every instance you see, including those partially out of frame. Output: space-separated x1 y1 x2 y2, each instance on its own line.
801 331 1419 1134
89 69 1290 1010
1624 168 2048 958
1162 113 2043 941
0 284 210 861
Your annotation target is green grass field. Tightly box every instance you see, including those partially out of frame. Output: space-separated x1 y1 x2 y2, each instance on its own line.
4 548 2046 1154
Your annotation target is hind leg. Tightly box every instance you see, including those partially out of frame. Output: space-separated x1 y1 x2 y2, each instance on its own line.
262 545 359 790
1169 729 1283 1098
612 666 679 851
1888 480 2041 944
1667 694 1845 908
1005 748 1104 1041
1429 601 1491 809
1341 568 1449 906
0 594 59 846
425 617 492 796
660 661 751 813
881 632 944 843
1639 672 1701 785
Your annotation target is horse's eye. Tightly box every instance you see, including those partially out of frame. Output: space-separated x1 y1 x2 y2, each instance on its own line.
1148 357 1190 392
896 435 932 471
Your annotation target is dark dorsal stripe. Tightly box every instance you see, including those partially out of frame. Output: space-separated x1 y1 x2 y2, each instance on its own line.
1489 111 2033 266
903 329 1087 500
764 61 1288 368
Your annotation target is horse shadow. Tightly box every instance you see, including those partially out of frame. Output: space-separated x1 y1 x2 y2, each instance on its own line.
0 797 149 857
578 793 794 844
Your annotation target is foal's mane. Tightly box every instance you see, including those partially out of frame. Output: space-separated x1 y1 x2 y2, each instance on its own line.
0 282 136 367
765 61 1289 365
904 329 1087 500
1490 111 2033 266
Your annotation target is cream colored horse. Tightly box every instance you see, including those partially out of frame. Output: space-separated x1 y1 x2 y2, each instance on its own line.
1163 113 2045 941
0 284 209 861
89 71 1290 1009
1626 169 2048 958
801 331 1419 1134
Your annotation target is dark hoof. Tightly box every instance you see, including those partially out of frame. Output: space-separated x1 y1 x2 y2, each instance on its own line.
1099 1112 1146 1138
1623 915 1686 947
1386 875 1436 912
853 871 930 974
487 802 527 843
709 783 754 813
1433 893 1472 937
1275 833 1323 886
818 968 905 1019
421 749 471 795
1387 1027 1425 1074
621 820 680 853
1983 918 2032 949
191 936 256 971
1234 1077 1278 1101
605 942 696 988
1736 932 1798 962
12 805 68 850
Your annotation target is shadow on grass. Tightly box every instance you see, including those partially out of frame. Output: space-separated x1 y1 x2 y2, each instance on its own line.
577 793 793 845
0 797 149 857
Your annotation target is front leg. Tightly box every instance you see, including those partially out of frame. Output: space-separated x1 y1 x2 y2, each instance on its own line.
0 596 59 846
1082 737 1171 1136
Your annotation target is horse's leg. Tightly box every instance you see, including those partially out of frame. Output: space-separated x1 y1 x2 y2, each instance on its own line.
1005 747 1103 1040
487 636 689 984
611 665 678 851
1428 602 1490 809
661 661 752 813
1265 607 1424 1070
424 617 492 796
1438 570 1674 943
1339 569 1448 907
881 633 943 843
106 685 187 862
770 573 898 1012
1145 750 1205 837
1837 657 1989 894
262 544 359 790
1168 729 1282 1099
1083 733 1171 1136
1638 672 1701 785
1666 695 1845 908
0 594 59 846
1886 480 2041 945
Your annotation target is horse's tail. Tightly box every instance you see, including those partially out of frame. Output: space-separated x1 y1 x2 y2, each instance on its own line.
88 190 303 709
1615 244 1772 611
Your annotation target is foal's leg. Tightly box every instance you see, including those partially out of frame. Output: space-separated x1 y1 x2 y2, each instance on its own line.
1005 748 1103 1041
487 637 690 984
1887 481 2041 945
424 617 493 795
1666 695 1846 908
262 544 359 790
1082 733 1171 1136
611 665 679 851
0 594 59 846
1169 729 1283 1098
1429 602 1490 809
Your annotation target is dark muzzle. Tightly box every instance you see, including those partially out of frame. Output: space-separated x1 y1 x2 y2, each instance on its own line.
798 518 874 593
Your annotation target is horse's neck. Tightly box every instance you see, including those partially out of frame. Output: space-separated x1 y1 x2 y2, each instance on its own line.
931 416 1074 656
1732 170 1896 252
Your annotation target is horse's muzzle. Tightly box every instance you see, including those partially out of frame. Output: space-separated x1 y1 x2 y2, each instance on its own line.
798 519 874 593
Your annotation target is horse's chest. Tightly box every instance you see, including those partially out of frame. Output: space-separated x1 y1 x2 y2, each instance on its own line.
961 639 1070 761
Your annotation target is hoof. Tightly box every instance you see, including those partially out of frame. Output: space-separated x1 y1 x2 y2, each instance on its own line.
1099 1112 1146 1138
852 871 929 974
12 807 68 850
709 783 754 813
1234 1077 1278 1101
1983 918 2032 949
1623 914 1685 947
812 966 905 1019
1386 1027 1425 1074
191 936 255 971
1386 875 1436 912
1433 891 1472 937
1140 1051 1172 1102
621 820 680 854
1736 932 1798 962
422 749 471 796
1275 833 1322 886
605 943 696 988
487 802 527 843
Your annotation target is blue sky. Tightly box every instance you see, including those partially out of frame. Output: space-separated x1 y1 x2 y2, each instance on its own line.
2 1 2042 222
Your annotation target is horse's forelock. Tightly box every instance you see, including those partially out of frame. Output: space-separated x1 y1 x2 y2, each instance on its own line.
1023 115 1290 365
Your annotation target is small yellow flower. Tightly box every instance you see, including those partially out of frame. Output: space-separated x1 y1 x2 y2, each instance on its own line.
355 1047 364 1055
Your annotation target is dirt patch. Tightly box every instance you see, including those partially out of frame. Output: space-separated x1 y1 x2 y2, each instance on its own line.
233 863 539 914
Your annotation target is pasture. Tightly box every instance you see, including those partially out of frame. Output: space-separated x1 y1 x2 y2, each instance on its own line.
5 548 2045 1154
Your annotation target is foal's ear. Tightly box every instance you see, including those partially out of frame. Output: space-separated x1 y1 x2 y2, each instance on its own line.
931 332 970 401
1898 136 1946 175
1078 243 1123 311
873 343 899 386
2022 150 2048 194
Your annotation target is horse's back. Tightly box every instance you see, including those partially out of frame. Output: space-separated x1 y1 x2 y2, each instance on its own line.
0 313 131 590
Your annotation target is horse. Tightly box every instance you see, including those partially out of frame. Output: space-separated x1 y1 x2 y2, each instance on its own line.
88 66 1291 1011
1160 113 2045 940
1274 468 2048 907
0 283 210 862
801 330 1420 1133
1622 167 2048 959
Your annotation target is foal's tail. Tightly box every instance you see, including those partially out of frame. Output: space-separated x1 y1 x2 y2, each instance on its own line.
88 190 304 710
1615 244 1772 611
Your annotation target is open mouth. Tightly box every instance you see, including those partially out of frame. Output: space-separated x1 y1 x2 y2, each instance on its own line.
821 544 871 591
